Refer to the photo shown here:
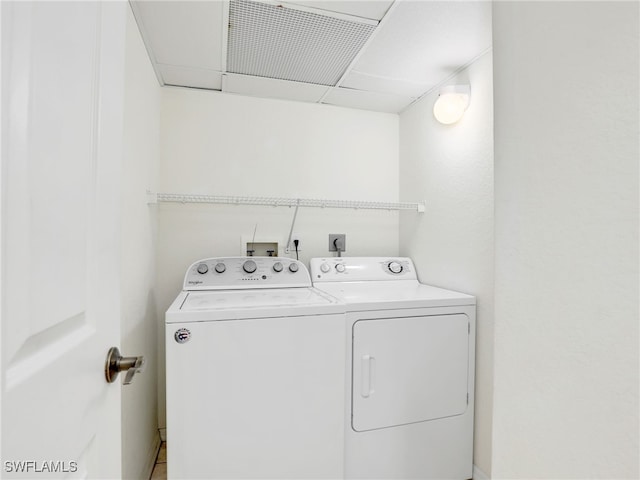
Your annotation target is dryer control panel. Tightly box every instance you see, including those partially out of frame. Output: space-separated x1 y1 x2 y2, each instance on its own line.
310 257 417 282
184 257 311 290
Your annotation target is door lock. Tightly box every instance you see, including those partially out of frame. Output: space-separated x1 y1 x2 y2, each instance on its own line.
105 347 145 385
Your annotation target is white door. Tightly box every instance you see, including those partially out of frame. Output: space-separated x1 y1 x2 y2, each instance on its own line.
1 2 126 478
352 314 470 432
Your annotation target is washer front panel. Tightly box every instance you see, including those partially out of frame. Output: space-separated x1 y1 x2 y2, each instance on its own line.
166 314 346 479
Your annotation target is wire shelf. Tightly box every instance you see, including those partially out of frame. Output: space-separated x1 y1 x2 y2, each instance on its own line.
148 192 425 212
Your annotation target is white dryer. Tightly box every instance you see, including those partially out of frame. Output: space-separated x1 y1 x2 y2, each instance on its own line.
166 257 346 479
310 257 476 480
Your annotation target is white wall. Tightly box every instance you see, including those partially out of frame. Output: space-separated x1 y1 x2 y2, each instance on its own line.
399 52 494 476
156 88 400 428
492 2 639 478
120 6 161 479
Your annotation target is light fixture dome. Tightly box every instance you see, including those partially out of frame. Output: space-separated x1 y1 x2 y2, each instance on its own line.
433 85 471 125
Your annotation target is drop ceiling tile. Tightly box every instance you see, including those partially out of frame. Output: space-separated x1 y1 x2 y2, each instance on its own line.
158 65 223 90
322 87 414 114
223 73 330 103
284 1 394 21
349 1 492 86
131 1 225 70
341 70 431 98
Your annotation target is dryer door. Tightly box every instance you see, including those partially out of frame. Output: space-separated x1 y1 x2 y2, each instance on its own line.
352 314 470 432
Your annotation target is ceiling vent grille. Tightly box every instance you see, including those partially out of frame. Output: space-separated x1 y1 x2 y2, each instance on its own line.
227 0 376 86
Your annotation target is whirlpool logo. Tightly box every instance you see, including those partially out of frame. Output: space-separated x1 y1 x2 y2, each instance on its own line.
174 328 191 344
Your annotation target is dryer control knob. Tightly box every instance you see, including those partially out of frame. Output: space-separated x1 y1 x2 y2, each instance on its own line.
214 262 226 274
388 261 403 274
288 263 299 273
196 263 209 274
273 262 283 272
335 264 346 273
243 260 257 274
320 263 331 273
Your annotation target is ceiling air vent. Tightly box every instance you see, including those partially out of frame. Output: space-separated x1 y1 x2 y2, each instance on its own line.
227 0 377 86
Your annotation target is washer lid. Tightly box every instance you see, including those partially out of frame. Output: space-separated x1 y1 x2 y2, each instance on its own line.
315 281 475 310
181 287 335 310
170 287 344 322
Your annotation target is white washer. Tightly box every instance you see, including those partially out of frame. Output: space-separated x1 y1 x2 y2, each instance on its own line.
310 257 476 480
166 257 346 479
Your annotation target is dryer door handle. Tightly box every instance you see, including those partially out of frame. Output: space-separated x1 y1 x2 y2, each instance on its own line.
360 355 376 398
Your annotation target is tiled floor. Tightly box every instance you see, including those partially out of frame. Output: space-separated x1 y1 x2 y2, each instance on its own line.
150 442 167 480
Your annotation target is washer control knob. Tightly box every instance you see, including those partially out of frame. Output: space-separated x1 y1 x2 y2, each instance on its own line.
388 261 403 274
320 263 331 273
243 260 257 274
273 262 283 272
196 263 209 274
288 263 299 273
335 264 346 273
214 262 226 274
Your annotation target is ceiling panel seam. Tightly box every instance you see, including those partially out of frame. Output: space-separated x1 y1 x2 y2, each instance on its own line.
316 0 401 104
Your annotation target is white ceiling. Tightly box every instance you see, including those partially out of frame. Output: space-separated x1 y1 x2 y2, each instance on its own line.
130 0 492 114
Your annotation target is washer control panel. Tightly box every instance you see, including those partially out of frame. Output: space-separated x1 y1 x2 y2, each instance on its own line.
310 257 416 282
184 257 311 290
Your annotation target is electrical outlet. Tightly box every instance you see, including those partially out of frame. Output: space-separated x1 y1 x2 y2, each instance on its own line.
291 234 302 252
328 234 346 252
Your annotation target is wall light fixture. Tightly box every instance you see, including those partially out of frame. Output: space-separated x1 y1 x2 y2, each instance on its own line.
433 85 471 125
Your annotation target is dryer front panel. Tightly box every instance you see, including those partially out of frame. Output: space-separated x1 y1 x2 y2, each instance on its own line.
352 313 470 432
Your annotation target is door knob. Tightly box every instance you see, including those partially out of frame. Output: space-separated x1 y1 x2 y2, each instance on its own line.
105 347 145 385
